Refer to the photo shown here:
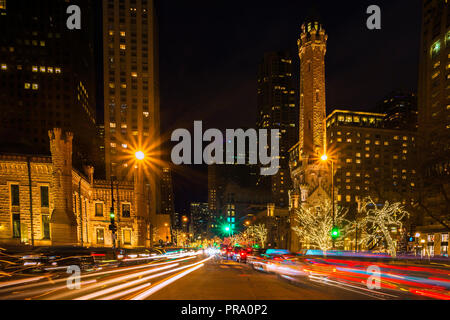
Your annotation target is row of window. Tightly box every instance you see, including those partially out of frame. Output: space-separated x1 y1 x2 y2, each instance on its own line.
96 228 131 245
11 185 50 239
95 202 131 218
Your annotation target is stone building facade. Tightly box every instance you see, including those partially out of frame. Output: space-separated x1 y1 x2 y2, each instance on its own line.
0 128 169 248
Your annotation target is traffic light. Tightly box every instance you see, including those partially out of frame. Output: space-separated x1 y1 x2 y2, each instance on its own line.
331 226 340 239
110 208 115 223
408 236 415 242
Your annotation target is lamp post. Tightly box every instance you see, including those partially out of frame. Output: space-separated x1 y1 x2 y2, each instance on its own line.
134 151 145 246
321 154 336 249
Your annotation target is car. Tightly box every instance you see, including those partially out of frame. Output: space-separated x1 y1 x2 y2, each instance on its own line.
233 248 249 263
22 246 96 273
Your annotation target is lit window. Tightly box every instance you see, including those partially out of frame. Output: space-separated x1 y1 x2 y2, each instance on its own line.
431 40 441 56
131 72 138 78
120 31 126 37
55 68 61 73
32 66 38 72
32 83 39 90
40 66 46 73
17 65 22 70
120 44 126 50
121 83 126 89
109 83 115 88
110 143 117 148
122 144 128 149
109 30 114 36
0 64 6 70
24 83 31 89
110 122 116 128
47 67 53 73
40 41 45 47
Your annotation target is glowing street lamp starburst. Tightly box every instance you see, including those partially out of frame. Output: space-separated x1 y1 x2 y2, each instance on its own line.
135 151 145 160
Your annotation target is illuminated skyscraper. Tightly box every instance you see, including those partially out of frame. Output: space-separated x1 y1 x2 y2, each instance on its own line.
103 0 160 178
257 52 298 208
102 0 161 235
416 0 449 252
0 0 99 170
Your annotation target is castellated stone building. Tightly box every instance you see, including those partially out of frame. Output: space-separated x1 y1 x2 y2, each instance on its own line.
0 128 169 248
289 20 332 252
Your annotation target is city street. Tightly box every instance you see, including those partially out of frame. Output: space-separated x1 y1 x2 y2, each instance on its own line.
0 251 445 300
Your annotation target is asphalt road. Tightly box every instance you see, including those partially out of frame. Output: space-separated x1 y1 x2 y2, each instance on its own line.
149 257 405 300
0 253 439 300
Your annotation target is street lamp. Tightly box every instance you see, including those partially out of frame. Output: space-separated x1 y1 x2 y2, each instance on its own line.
135 151 145 160
321 153 336 249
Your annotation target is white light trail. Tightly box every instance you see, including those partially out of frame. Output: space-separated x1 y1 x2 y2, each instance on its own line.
131 263 204 300
100 283 152 300
131 255 214 300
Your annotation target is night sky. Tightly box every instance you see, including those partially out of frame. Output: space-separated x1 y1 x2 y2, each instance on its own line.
157 0 422 213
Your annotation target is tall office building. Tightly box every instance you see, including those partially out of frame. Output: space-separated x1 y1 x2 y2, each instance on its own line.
102 0 161 228
325 110 418 208
0 0 98 170
416 0 449 252
257 52 298 208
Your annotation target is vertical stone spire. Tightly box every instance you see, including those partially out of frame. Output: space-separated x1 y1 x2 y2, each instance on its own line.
48 128 78 245
298 20 328 158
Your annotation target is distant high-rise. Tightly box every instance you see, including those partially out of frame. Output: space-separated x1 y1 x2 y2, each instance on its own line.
0 0 99 170
377 91 418 131
190 203 209 239
257 52 298 207
102 0 161 223
161 167 176 226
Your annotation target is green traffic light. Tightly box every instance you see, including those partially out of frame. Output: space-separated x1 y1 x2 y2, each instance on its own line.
331 226 340 239
225 227 230 232
110 213 115 219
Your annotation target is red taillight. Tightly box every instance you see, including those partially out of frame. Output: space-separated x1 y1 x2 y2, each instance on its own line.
240 252 246 256
91 253 105 257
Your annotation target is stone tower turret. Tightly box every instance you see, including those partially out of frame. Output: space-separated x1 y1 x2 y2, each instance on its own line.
48 128 78 245
298 20 327 158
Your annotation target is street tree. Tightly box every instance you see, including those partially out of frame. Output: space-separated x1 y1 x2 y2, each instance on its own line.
292 200 349 253
356 197 409 257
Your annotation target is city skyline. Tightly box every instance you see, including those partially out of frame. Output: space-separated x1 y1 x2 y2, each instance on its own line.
0 0 448 303
163 1 421 212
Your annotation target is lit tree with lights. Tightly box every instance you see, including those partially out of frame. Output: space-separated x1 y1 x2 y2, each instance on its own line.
356 197 409 258
250 224 268 248
292 200 349 253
